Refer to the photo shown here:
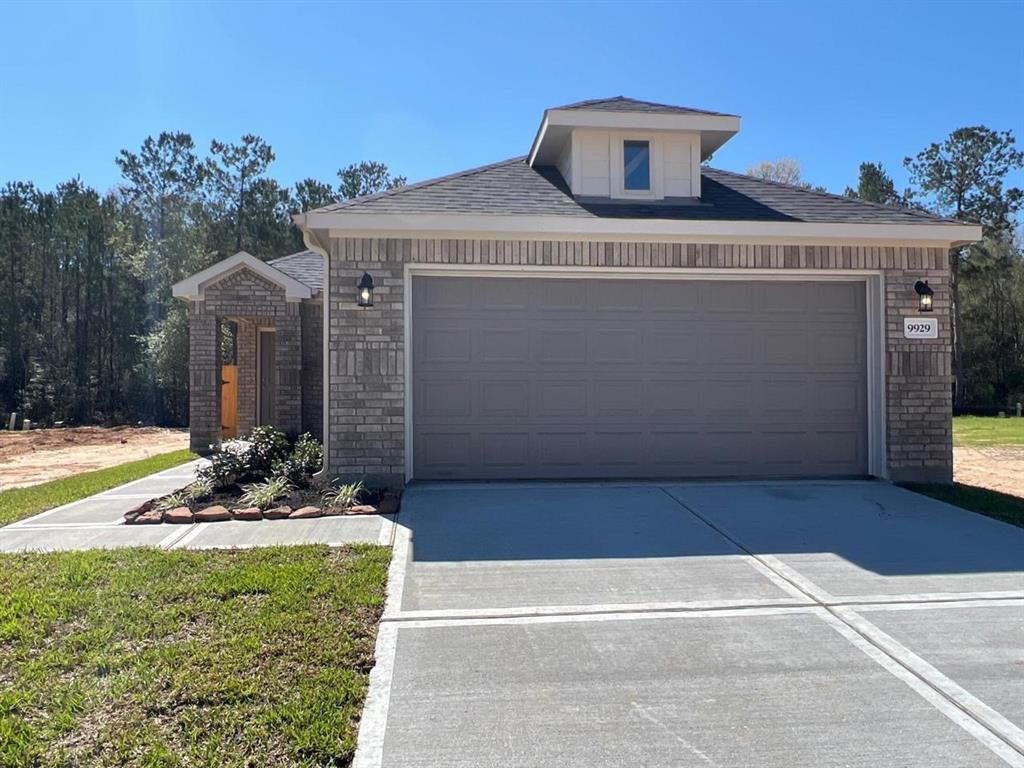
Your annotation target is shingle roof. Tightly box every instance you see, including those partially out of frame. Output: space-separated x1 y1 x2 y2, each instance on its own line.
269 250 323 292
308 157 957 225
553 96 737 118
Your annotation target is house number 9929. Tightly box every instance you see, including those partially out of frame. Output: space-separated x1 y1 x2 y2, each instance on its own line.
903 317 938 339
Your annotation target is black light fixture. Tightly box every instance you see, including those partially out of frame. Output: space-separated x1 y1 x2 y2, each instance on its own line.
357 272 374 307
914 280 934 312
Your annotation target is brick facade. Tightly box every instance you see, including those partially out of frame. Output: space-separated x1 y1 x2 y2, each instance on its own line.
326 238 953 485
187 267 314 453
300 302 324 440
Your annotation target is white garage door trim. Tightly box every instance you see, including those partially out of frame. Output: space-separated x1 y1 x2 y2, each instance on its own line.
403 264 887 483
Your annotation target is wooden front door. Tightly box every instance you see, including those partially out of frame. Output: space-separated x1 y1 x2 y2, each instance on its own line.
220 364 238 438
258 329 276 426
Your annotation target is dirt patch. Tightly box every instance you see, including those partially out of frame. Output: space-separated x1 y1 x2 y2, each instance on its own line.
0 426 188 490
954 445 1024 499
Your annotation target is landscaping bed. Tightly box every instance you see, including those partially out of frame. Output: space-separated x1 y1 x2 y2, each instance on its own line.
0 545 390 767
124 428 399 525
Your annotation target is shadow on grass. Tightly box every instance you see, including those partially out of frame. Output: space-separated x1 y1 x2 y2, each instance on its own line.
900 482 1024 529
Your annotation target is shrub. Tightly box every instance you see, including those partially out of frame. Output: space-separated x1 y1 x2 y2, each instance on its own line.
239 476 295 510
246 426 291 477
322 479 364 511
196 427 292 489
197 442 247 488
272 433 323 486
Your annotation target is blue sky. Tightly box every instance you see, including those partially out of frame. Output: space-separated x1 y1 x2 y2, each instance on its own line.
2 0 1022 199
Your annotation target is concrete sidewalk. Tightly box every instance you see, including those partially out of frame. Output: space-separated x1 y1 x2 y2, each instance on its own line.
0 459 393 551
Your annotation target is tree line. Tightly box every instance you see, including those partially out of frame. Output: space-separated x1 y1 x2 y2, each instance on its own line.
1 126 1021 428
751 128 1023 411
0 132 404 426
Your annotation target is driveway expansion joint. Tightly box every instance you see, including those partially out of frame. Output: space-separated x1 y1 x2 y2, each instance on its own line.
657 484 1024 763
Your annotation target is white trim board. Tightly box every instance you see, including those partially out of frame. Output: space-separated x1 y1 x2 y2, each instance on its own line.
403 264 887 483
172 251 312 302
311 216 980 247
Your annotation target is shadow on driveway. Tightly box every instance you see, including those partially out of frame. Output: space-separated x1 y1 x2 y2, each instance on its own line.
402 480 1024 577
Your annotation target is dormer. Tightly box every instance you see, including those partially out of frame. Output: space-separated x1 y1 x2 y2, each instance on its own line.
528 97 740 202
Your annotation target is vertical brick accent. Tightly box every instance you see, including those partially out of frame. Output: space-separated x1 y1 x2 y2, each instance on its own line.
885 265 953 483
327 239 405 485
275 306 302 438
236 320 257 436
319 239 951 484
301 302 324 439
188 307 221 453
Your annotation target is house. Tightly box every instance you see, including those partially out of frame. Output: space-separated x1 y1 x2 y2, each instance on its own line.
172 96 981 486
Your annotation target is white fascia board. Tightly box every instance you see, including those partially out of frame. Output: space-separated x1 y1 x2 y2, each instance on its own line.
529 110 741 166
308 213 982 248
544 109 741 135
171 250 313 302
527 114 550 166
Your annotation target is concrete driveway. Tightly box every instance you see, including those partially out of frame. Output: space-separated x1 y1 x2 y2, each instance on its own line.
357 481 1024 768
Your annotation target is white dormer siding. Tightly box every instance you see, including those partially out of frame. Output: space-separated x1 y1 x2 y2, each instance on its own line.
556 129 700 200
576 130 609 196
529 100 740 202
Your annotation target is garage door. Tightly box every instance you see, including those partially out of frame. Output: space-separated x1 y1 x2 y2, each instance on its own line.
411 276 867 480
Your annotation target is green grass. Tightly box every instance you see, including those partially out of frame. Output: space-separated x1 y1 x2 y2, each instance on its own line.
0 545 390 767
953 415 1024 446
901 482 1024 528
0 449 196 527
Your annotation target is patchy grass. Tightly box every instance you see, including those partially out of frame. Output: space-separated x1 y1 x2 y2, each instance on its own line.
0 545 390 767
902 482 1024 528
953 415 1024 446
0 449 196 527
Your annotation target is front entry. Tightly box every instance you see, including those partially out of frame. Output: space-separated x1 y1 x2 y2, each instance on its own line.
258 329 276 426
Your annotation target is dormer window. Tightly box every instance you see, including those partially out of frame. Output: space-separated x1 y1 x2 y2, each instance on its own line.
623 140 651 191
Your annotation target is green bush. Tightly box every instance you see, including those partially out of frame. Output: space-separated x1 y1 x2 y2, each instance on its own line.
196 427 289 488
246 426 292 477
197 445 247 488
272 433 324 486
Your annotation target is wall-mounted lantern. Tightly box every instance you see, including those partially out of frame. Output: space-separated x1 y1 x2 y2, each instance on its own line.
357 272 374 307
914 280 934 312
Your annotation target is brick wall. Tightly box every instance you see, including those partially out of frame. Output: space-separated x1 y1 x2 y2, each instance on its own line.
188 308 221 453
236 320 257 436
324 238 952 485
301 302 324 440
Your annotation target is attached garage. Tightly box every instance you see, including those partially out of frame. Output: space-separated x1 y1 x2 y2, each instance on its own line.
411 273 869 481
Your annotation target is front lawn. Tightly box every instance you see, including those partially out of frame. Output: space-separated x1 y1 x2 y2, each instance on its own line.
0 545 389 767
953 415 1024 446
0 449 196 527
901 482 1024 529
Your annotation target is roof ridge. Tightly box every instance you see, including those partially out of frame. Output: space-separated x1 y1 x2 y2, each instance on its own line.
703 166 958 224
553 95 735 117
307 157 528 213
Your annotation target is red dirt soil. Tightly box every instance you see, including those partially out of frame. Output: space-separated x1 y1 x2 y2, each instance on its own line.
0 426 188 490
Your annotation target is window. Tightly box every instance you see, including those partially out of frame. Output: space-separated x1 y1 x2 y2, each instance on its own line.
623 140 651 191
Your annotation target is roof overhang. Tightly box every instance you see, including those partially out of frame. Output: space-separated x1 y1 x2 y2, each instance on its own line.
529 109 742 166
171 251 313 302
301 212 982 249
